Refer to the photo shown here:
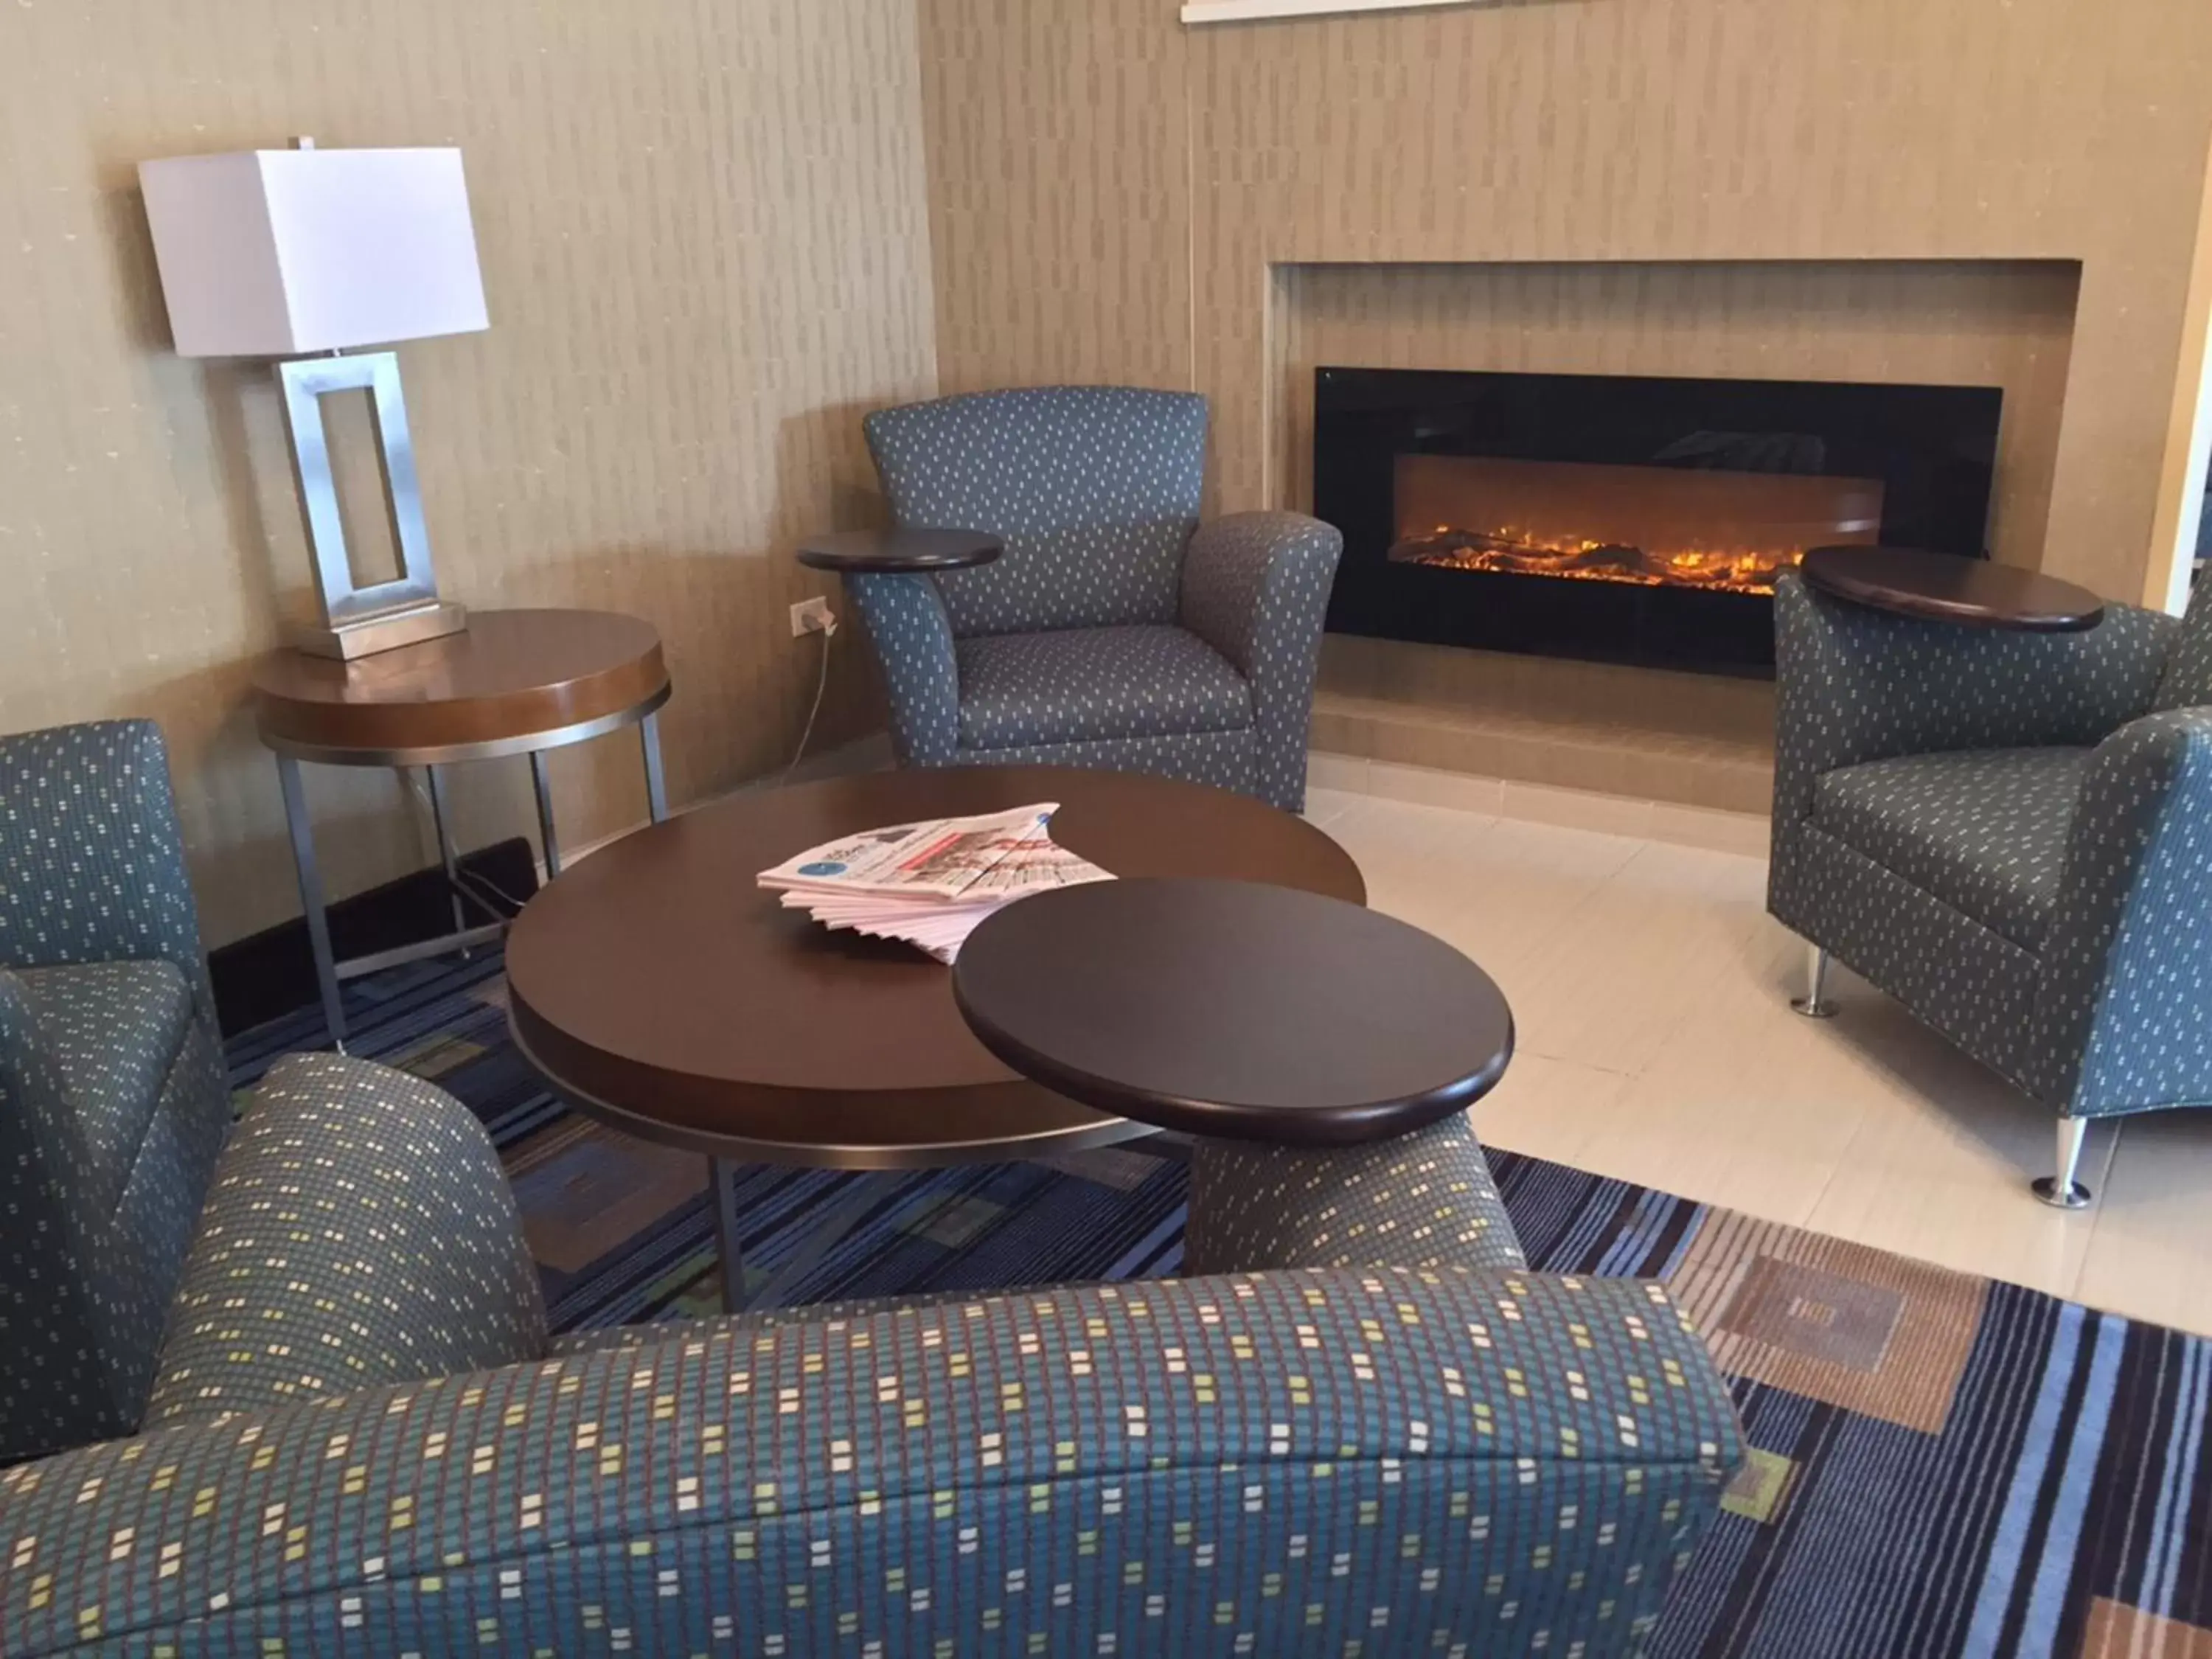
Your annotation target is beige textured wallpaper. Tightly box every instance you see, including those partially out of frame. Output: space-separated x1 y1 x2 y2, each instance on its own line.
918 0 2212 604
0 0 938 946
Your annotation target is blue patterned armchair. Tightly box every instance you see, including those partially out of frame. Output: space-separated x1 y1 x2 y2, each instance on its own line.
847 387 1343 813
0 720 232 1464
0 1062 1742 1656
1768 572 2212 1208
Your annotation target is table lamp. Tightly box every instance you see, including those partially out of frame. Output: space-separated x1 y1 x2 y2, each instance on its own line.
139 142 490 659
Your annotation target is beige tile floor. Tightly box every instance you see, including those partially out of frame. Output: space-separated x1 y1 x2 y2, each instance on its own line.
1301 782 2212 1339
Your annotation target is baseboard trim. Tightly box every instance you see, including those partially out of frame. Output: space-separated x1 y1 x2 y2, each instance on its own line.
208 838 539 1039
1309 751 1773 856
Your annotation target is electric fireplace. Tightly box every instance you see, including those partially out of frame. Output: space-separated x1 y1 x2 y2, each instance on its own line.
1316 367 2003 675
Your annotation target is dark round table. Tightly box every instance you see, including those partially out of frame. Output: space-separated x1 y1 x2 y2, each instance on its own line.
1800 546 2106 633
953 877 1515 1147
506 768 1363 1310
796 528 1004 574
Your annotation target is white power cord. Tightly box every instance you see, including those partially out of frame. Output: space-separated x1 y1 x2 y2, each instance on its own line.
782 613 840 786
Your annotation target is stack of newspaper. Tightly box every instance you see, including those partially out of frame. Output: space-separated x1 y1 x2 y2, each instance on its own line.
757 803 1112 962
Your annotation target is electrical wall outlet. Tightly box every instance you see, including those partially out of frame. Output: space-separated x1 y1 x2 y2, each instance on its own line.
790 597 834 638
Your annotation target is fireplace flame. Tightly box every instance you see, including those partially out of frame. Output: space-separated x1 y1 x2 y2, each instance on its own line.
1393 527 1811 596
1390 453 1882 598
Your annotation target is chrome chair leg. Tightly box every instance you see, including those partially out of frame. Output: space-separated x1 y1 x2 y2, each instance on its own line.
2032 1118 2093 1210
1790 942 1839 1019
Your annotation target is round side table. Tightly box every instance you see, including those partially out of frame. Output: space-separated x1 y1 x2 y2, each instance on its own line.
1800 546 2106 633
795 527 1004 574
953 877 1516 1147
253 608 671 1046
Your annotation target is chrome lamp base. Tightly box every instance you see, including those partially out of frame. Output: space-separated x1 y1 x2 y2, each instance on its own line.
279 352 465 661
292 599 467 661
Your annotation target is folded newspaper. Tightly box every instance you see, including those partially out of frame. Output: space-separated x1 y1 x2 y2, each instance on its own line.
757 803 1112 962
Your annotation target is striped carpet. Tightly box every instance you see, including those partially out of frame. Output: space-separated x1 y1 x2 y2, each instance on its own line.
229 945 2212 1659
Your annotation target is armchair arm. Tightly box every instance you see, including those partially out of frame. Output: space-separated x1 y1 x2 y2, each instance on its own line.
1771 575 2176 835
1 1270 1740 1658
1180 512 1344 812
2032 707 2212 1113
845 571 961 765
143 1054 547 1429
0 721 211 1025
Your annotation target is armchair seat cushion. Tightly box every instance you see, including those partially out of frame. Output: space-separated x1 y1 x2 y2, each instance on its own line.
18 959 200 1206
1812 745 2090 949
955 624 1253 751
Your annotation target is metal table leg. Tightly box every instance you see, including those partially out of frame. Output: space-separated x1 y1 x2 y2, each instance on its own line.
425 765 469 945
276 754 348 1051
529 750 562 879
641 710 669 824
711 1161 898 1315
712 1157 750 1312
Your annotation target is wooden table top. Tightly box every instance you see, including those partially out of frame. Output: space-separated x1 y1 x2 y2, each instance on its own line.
253 608 669 762
505 767 1366 1169
796 528 1004 574
1800 546 2106 633
953 877 1514 1147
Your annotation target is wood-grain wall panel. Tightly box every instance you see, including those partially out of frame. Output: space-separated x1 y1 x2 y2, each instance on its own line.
0 0 939 945
919 0 2212 602
1276 260 2081 573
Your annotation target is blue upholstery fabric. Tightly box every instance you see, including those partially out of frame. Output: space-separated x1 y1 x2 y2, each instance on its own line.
0 721 229 1465
846 569 961 765
866 386 1206 637
0 720 216 1021
2153 571 2212 712
1 1062 1742 1656
1769 574 2212 1132
17 960 199 1211
1786 824 2045 1093
1812 747 2089 950
2036 709 2212 1116
145 1054 547 1428
955 625 1252 750
1186 1113 1528 1277
850 389 1343 812
942 726 1262 796
1182 511 1346 813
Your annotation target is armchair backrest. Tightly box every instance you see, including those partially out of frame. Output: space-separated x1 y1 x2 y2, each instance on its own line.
0 719 212 1015
0 968 151 1461
0 720 215 1461
2154 575 2212 712
864 386 1207 638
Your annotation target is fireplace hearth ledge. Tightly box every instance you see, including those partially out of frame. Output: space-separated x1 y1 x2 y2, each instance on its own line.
1308 633 1775 819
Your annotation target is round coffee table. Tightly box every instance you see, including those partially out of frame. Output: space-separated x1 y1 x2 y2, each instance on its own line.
954 878 1514 1147
1800 546 2106 633
254 608 672 1046
505 767 1363 1308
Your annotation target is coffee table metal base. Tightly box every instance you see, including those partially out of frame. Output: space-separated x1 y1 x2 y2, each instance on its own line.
714 1160 905 1313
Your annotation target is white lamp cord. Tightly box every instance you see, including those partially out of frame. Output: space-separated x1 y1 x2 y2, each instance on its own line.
782 616 839 786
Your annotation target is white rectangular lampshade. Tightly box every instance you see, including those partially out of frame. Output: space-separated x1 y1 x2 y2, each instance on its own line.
139 147 490 358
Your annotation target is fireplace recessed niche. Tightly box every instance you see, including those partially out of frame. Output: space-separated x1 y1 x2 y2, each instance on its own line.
1316 366 2003 675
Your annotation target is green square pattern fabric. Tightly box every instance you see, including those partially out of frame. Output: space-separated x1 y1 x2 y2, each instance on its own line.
2 1053 1742 1657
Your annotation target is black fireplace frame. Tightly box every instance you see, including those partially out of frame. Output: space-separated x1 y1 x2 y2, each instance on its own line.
1315 366 2004 676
